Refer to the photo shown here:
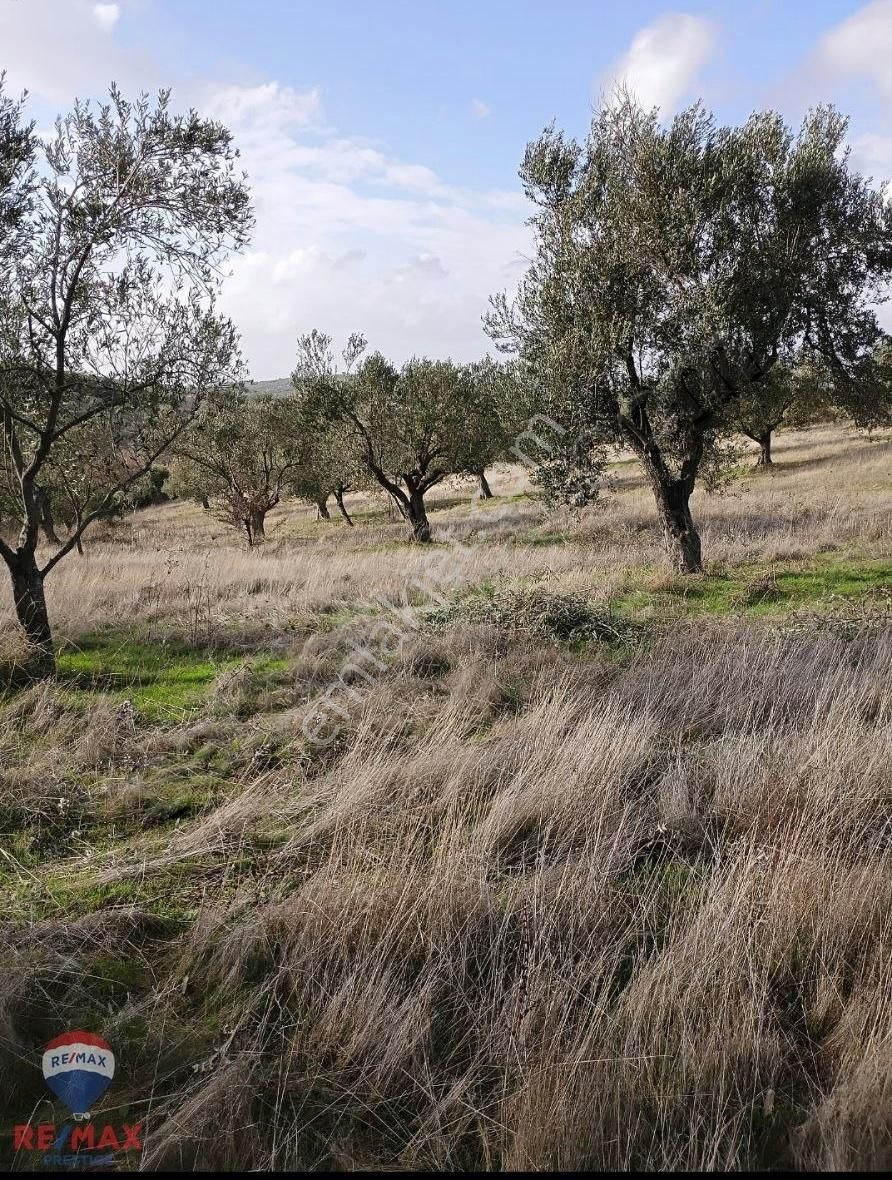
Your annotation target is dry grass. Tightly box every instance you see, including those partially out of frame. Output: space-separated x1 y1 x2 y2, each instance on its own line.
1 424 888 646
1 424 891 1171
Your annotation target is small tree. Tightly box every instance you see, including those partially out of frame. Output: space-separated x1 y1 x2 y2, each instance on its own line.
173 392 299 546
294 332 486 542
487 96 892 571
460 356 526 499
285 387 366 525
12 399 174 555
289 427 364 525
736 339 892 467
733 357 829 466
0 86 251 674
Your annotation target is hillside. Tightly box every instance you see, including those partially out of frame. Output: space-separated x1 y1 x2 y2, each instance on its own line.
246 376 293 397
1 424 891 1170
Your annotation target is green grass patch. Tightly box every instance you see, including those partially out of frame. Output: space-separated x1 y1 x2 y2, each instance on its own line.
12 842 276 924
113 770 229 826
315 602 377 631
515 529 577 547
55 634 289 721
612 555 891 620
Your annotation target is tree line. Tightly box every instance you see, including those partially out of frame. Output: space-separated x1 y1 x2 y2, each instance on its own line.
1 80 891 677
168 342 519 547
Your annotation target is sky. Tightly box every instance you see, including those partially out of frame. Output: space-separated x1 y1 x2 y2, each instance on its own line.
1 0 891 378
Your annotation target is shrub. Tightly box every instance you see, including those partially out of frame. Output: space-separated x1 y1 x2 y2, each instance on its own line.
425 584 635 644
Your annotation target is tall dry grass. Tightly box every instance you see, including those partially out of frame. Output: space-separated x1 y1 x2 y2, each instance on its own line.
1 424 889 652
1 424 891 1170
2 620 890 1169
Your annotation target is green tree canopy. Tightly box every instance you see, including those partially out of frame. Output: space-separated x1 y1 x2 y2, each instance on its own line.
293 331 492 542
732 355 829 466
0 86 252 673
487 95 892 571
287 383 368 525
173 391 300 546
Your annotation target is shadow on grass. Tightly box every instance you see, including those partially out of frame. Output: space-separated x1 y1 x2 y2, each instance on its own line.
750 436 892 476
0 656 43 693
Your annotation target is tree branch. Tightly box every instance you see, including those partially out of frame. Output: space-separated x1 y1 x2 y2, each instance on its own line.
40 414 198 578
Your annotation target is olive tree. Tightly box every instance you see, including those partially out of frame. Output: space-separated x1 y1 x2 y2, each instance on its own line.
173 391 300 546
460 356 527 499
289 423 365 525
6 385 174 554
732 356 828 467
738 336 892 466
294 331 486 542
0 87 251 674
284 390 367 525
0 76 32 252
487 96 892 572
0 80 33 536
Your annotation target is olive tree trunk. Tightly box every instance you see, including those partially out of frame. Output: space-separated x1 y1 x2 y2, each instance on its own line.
407 489 431 543
630 424 704 575
315 497 330 521
7 550 55 677
755 431 773 467
651 478 702 573
477 471 493 499
36 487 61 546
334 488 354 526
74 508 85 556
249 510 267 540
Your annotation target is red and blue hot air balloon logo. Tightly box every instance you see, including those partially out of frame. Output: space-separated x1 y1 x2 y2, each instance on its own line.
42 1031 115 1119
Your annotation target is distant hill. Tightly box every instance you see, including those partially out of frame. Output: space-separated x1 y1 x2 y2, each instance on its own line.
246 377 293 397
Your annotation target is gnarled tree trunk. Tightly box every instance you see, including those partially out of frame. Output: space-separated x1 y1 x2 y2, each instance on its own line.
407 489 431 542
334 488 354 526
73 508 85 556
477 470 493 499
651 478 702 573
628 414 704 574
315 497 330 521
35 486 60 546
755 431 773 467
249 510 266 540
7 550 55 677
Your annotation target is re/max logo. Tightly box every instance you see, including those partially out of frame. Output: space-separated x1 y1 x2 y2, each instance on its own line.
13 1123 142 1152
46 1050 110 1069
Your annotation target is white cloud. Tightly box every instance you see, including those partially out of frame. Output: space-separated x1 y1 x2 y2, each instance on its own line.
848 131 892 181
603 12 717 113
332 248 366 271
0 11 529 377
812 4 892 188
470 98 491 120
817 0 892 100
390 253 449 285
205 82 321 133
92 3 120 32
0 0 155 103
208 82 530 376
797 3 892 332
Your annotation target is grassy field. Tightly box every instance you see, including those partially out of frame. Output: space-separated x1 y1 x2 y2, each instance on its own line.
1 424 891 1170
